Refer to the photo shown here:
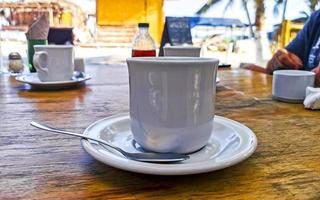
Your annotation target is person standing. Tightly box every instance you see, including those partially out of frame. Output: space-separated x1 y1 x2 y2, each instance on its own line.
0 10 9 29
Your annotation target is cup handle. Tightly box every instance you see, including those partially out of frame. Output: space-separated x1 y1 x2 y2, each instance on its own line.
33 51 48 73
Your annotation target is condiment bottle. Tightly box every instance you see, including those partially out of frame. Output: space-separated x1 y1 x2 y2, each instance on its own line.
131 23 156 57
8 52 24 73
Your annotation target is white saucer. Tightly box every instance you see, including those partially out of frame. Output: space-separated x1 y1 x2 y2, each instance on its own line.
81 113 257 175
16 72 91 89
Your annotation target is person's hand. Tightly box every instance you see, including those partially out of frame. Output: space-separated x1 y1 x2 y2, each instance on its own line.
312 66 320 87
267 49 303 74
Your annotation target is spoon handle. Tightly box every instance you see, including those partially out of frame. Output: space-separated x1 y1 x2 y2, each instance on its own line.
30 121 121 153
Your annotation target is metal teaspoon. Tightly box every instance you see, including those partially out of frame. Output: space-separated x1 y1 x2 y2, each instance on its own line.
30 121 189 163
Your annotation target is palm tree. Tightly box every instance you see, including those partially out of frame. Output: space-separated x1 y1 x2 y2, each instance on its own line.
273 0 287 21
197 0 318 33
196 0 266 38
196 0 255 37
306 0 319 11
196 0 269 66
254 0 265 31
274 0 319 20
300 0 319 18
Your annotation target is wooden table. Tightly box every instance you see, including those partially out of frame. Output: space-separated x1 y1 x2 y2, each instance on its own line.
1 64 320 199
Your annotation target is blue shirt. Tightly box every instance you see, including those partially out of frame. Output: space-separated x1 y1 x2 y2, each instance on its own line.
286 9 320 71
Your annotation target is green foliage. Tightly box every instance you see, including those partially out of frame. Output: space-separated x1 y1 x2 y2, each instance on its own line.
196 0 250 15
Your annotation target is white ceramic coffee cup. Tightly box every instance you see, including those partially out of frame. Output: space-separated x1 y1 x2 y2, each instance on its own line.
273 70 315 103
164 46 201 57
33 45 74 82
126 57 219 153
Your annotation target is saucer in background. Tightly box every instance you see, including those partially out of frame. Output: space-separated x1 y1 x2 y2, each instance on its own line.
16 72 91 90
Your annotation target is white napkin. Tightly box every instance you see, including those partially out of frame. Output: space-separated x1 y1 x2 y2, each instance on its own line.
304 87 320 110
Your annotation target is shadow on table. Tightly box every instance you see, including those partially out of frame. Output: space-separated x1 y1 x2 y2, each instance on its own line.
83 155 260 198
16 84 92 125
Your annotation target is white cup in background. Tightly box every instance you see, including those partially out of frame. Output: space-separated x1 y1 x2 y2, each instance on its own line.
164 46 201 57
273 70 315 103
74 57 85 72
33 45 74 82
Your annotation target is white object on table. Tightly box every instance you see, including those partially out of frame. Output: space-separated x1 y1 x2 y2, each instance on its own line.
33 45 74 82
16 73 91 90
304 87 320 110
272 70 315 103
74 57 85 72
163 46 201 57
81 113 257 175
126 57 219 154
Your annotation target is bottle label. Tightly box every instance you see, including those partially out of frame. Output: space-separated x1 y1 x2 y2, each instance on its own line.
132 49 156 57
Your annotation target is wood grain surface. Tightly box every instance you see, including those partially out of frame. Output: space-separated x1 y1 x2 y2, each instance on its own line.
1 62 320 200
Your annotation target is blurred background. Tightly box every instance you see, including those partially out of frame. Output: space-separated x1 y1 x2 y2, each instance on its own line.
0 0 318 70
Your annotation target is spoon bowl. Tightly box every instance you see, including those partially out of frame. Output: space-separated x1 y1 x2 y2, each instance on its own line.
30 121 189 163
